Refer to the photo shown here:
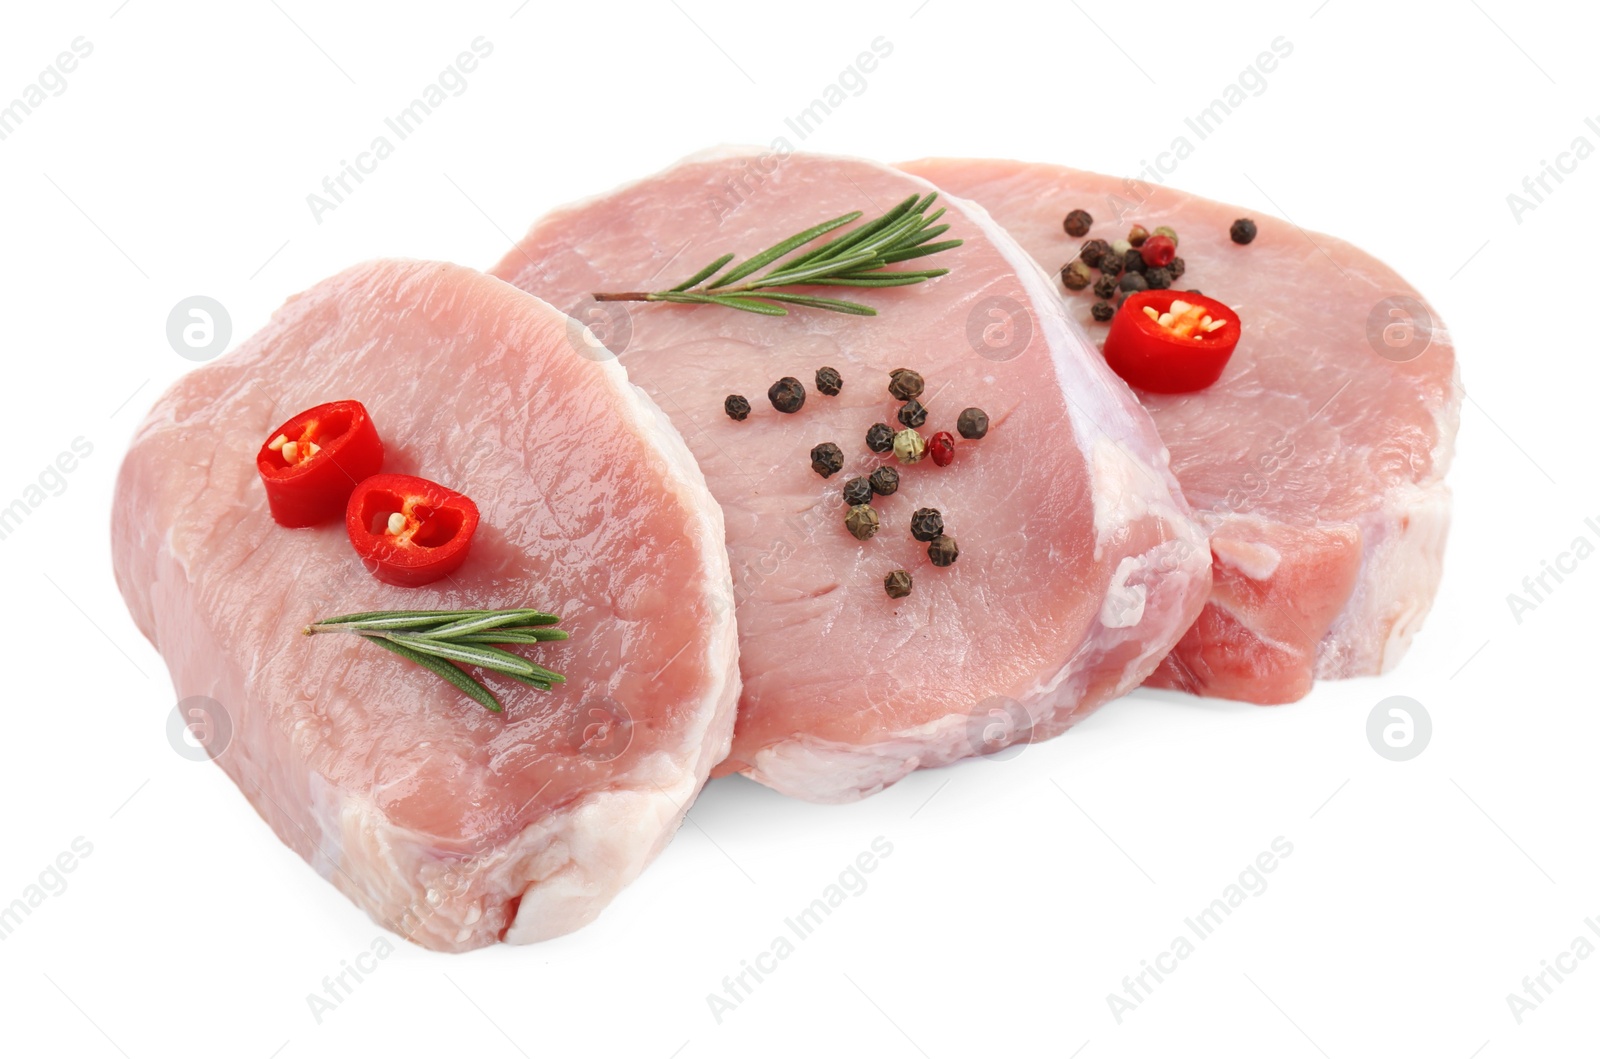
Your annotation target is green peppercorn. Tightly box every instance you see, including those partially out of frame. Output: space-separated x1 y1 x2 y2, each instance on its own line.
1118 272 1148 293
1091 300 1115 322
1145 267 1173 290
1230 218 1257 244
893 428 926 465
845 504 879 541
888 368 925 401
1060 260 1092 291
1123 248 1146 274
1153 225 1178 246
884 569 912 599
1063 209 1093 237
956 407 989 440
1098 252 1124 278
768 376 805 413
868 465 900 496
810 442 844 478
1168 256 1186 280
1128 224 1149 247
866 422 895 453
909 507 944 542
724 394 750 421
1092 274 1118 300
928 535 960 567
1079 238 1111 268
815 366 842 396
897 399 928 429
842 476 872 506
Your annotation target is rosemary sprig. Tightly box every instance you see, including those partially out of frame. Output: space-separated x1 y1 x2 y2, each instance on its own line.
305 608 570 714
592 193 962 316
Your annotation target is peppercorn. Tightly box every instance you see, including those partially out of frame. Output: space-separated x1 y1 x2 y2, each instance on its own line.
1153 225 1178 246
1091 300 1115 323
1063 208 1093 237
815 365 842 396
1145 267 1173 290
1111 238 1132 256
842 476 872 506
724 394 751 421
1098 251 1124 278
1060 260 1092 291
865 422 895 453
1230 218 1257 244
884 569 913 599
893 428 926 464
1079 238 1111 268
888 368 924 401
1092 274 1118 300
928 430 956 467
1184 288 1203 296
897 399 928 429
1128 224 1149 247
1140 234 1176 269
844 504 880 541
928 535 960 567
1118 271 1148 293
810 442 844 478
768 376 805 413
1168 256 1186 280
1123 248 1146 274
868 465 900 496
910 507 945 542
956 407 989 440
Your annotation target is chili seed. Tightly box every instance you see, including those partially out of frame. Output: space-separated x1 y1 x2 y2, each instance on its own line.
1153 225 1178 246
956 407 989 440
1123 248 1146 274
844 504 880 541
1118 271 1148 293
1145 267 1173 290
1091 300 1115 322
810 442 844 478
928 535 960 567
815 366 843 396
1092 273 1118 300
893 428 926 464
1079 238 1111 268
842 476 872 506
1169 256 1186 280
928 431 956 467
1063 209 1093 237
865 422 895 453
888 368 925 401
897 398 928 429
910 507 945 542
884 569 913 599
1060 260 1093 291
768 376 805 413
1128 224 1150 247
868 465 900 496
1230 218 1257 244
724 394 751 421
1098 252 1124 278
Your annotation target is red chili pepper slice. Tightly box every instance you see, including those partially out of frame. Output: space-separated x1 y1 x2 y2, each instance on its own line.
1103 290 1242 394
346 474 480 587
256 400 384 527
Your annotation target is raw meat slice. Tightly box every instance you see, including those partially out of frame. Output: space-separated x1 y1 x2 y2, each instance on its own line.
111 260 738 951
900 158 1459 703
491 148 1210 802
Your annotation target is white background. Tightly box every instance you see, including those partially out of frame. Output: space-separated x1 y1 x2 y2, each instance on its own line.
0 1 1593 1056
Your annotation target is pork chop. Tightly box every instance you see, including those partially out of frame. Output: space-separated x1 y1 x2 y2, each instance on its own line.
900 158 1459 702
112 260 739 951
491 148 1210 802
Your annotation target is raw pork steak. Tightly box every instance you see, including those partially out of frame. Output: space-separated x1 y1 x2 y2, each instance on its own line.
112 261 738 951
492 149 1210 802
901 158 1459 702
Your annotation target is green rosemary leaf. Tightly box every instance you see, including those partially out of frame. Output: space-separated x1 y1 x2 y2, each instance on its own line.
455 629 571 644
381 633 538 677
412 610 562 639
366 636 503 714
309 609 495 631
707 211 862 289
783 194 920 270
500 671 555 691
748 250 880 288
703 295 790 316
897 224 951 248
748 292 877 315
808 274 945 288
876 242 965 266
669 253 735 292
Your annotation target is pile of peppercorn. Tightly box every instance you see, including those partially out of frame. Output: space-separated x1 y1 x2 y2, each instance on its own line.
1058 210 1257 323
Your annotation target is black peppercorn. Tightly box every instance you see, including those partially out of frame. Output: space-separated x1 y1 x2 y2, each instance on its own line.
897 399 928 429
1168 256 1186 280
768 376 805 413
928 535 960 567
1098 252 1124 278
1060 260 1092 291
1063 209 1093 237
1123 248 1146 274
815 366 842 396
1092 273 1118 300
865 422 895 453
1118 272 1148 293
724 394 750 421
1079 238 1111 268
884 569 912 599
810 442 844 478
844 504 880 541
868 465 900 496
1184 288 1203 296
842 476 872 506
1145 267 1173 290
910 507 944 542
1091 300 1115 322
1128 224 1149 247
1230 218 1257 245
956 407 989 440
888 368 924 401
